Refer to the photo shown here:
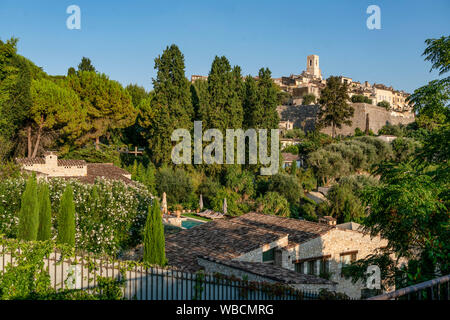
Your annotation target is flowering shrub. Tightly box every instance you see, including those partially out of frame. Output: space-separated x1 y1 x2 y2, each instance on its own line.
0 177 153 256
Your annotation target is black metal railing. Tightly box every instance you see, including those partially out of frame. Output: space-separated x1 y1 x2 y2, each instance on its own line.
0 246 319 300
367 274 450 300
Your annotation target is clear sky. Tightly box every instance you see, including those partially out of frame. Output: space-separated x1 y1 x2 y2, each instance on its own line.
1 0 449 93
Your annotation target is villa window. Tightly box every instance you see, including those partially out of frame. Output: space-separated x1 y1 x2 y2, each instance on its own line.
262 248 275 263
320 259 330 274
340 251 357 276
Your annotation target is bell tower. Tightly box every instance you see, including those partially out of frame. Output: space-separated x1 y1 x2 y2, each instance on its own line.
306 55 321 79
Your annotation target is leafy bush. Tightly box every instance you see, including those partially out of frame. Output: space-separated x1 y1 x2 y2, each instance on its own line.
391 137 422 162
302 93 316 105
351 94 372 104
354 127 365 136
282 144 299 154
211 187 243 217
377 100 391 110
197 177 221 209
224 166 255 199
298 197 318 222
267 173 304 204
155 166 193 206
295 168 317 191
256 192 290 217
307 150 351 185
283 128 305 139
378 123 405 137
0 177 153 256
0 239 126 300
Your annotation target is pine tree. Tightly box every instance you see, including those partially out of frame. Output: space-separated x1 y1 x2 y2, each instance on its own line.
317 76 354 138
77 57 96 72
37 183 52 241
143 199 166 265
18 174 39 240
57 185 76 246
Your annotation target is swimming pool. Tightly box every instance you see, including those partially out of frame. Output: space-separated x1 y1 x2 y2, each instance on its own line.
181 218 204 229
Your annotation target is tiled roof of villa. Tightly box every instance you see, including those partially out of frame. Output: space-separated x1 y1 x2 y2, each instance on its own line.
67 163 133 185
198 256 335 285
165 212 334 272
281 153 300 162
16 157 86 167
231 212 334 245
165 218 288 272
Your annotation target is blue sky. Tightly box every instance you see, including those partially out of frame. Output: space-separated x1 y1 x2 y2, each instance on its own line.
0 0 449 93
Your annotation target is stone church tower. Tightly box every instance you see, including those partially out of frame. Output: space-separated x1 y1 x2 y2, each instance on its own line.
306 55 321 79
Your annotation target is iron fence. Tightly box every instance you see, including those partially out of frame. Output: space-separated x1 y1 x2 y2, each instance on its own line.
0 245 319 300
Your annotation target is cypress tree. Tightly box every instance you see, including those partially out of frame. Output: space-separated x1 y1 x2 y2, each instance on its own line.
143 199 166 265
142 44 193 165
18 174 39 240
37 183 52 241
204 56 243 131
57 185 76 246
291 159 298 176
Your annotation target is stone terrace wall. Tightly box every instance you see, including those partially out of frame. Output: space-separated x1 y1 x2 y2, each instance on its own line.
277 103 415 136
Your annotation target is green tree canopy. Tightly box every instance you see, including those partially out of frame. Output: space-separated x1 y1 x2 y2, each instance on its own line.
66 71 136 149
140 45 193 164
77 57 96 73
317 76 354 138
29 78 85 157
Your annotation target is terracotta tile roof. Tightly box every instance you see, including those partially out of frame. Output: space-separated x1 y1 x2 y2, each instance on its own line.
15 157 86 167
281 153 300 162
231 212 334 245
65 163 132 185
165 212 334 272
165 218 288 272
199 256 335 285
58 159 86 166
16 158 45 165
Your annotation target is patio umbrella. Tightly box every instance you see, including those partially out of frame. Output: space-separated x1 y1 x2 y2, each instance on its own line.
199 194 204 211
161 192 167 214
223 197 227 215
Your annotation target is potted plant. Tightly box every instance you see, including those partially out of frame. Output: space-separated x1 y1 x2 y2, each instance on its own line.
174 204 183 218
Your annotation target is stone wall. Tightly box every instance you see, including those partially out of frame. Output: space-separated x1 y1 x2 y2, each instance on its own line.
277 103 415 136
22 163 87 177
234 235 289 263
280 228 388 299
197 257 335 294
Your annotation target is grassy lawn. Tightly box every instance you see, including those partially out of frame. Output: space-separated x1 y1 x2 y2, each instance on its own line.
181 213 212 222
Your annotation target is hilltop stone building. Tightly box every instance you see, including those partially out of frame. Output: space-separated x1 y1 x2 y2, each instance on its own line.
165 212 388 298
276 54 411 112
16 151 133 184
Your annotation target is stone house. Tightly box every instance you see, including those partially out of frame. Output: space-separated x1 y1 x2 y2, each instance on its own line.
165 212 388 298
281 152 302 169
16 151 133 184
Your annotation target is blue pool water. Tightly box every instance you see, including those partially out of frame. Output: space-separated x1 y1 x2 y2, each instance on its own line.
181 219 204 229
